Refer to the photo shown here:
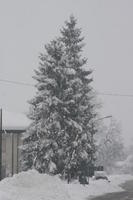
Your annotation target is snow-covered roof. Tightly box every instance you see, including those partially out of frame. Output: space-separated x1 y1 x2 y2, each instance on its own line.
2 110 30 130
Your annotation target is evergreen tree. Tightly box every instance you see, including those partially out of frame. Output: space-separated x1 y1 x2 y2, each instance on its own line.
22 39 68 173
21 16 98 180
60 16 97 178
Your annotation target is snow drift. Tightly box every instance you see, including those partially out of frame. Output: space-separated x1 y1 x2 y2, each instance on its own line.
0 170 71 200
0 170 132 200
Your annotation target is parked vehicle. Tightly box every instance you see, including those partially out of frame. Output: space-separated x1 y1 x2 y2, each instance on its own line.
93 171 110 182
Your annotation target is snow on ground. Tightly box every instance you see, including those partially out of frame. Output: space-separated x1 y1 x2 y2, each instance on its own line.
66 174 133 200
0 170 132 200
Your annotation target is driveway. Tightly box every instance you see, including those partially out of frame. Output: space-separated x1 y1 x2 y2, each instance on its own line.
90 180 133 200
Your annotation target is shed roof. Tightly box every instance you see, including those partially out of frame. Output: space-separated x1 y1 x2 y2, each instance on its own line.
2 110 30 130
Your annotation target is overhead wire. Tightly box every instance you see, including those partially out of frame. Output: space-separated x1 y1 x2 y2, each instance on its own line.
0 79 34 87
96 92 133 98
0 78 133 98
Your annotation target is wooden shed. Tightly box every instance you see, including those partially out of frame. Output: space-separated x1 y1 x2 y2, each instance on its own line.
1 110 30 178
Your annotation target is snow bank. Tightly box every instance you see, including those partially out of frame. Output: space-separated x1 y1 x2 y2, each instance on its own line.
0 170 71 200
0 170 132 200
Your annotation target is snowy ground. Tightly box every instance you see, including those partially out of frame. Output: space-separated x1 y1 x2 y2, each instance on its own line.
0 170 132 200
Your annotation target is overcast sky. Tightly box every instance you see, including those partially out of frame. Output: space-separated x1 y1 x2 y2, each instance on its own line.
0 0 133 145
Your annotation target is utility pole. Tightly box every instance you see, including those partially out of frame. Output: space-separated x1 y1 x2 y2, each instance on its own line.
0 109 2 180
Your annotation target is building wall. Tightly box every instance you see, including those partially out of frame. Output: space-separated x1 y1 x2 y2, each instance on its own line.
2 132 23 178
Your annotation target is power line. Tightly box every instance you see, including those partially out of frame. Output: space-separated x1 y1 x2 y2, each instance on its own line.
0 78 133 98
97 92 133 98
0 79 34 87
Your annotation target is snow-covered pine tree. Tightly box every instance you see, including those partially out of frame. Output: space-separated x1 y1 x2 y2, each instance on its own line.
21 16 98 180
60 16 98 179
21 39 70 173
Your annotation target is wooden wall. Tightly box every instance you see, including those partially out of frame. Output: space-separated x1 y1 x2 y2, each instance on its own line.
1 131 23 178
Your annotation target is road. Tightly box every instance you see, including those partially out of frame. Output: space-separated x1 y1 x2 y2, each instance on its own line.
90 180 133 200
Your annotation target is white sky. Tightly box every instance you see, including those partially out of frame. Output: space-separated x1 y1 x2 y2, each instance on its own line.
0 0 133 145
